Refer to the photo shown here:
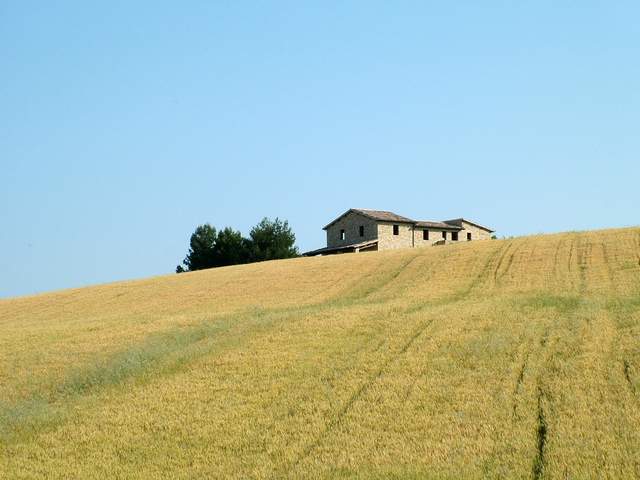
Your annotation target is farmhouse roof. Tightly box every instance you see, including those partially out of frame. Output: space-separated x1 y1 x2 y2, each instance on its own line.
322 209 494 233
323 209 415 230
415 221 461 231
443 218 495 233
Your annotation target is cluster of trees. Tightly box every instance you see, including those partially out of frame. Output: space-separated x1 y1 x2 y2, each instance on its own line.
176 217 299 272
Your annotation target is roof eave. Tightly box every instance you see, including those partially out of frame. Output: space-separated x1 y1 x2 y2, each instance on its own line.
416 224 462 231
323 209 415 230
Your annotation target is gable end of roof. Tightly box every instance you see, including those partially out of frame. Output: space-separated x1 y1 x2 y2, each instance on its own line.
323 209 415 230
443 218 494 233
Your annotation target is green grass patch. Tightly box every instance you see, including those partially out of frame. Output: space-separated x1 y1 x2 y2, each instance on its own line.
513 294 586 313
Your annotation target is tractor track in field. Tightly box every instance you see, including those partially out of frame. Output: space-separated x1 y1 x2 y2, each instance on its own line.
552 238 566 283
375 255 423 293
567 235 576 273
530 329 553 480
600 242 617 293
462 242 510 296
377 250 453 302
328 254 421 305
493 241 515 284
507 309 559 479
400 374 419 407
512 328 549 419
512 349 530 418
356 254 423 301
532 386 549 480
526 288 594 480
398 320 444 406
635 231 640 266
552 239 565 280
286 318 434 473
623 360 637 398
496 242 524 285
576 236 591 294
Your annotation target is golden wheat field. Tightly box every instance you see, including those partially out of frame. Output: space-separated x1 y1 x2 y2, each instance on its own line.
1 228 640 479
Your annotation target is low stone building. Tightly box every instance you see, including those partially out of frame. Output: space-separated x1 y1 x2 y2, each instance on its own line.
304 208 494 255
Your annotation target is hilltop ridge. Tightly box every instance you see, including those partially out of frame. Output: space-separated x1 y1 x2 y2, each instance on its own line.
1 227 639 479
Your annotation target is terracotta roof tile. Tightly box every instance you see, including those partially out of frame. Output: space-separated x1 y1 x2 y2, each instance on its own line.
323 208 415 230
415 221 461 230
351 209 415 224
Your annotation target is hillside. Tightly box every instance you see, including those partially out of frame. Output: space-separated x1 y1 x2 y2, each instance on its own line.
1 228 640 479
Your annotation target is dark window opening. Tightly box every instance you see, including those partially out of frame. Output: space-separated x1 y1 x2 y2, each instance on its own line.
340 229 345 241
393 225 399 235
359 226 364 237
442 231 447 240
467 232 472 241
423 230 429 240
452 231 459 241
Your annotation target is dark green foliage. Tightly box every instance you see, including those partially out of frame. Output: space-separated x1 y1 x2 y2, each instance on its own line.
182 224 218 271
246 217 299 262
176 218 299 272
215 227 249 266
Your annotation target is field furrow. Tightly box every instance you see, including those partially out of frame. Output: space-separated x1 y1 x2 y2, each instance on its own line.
532 386 548 480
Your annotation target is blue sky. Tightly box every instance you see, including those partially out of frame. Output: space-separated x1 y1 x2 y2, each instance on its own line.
1 2 639 298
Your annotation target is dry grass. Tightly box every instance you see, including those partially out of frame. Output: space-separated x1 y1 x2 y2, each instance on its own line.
1 227 640 479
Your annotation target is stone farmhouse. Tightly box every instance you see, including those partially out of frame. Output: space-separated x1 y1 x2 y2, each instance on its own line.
304 208 494 256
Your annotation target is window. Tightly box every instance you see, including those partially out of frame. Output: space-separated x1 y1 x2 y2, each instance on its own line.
442 231 447 240
452 231 459 241
359 225 364 237
423 230 429 240
467 232 472 241
393 225 399 235
340 229 345 241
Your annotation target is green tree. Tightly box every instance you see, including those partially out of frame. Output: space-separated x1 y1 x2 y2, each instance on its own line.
215 227 249 266
178 224 218 272
247 217 299 262
176 218 299 273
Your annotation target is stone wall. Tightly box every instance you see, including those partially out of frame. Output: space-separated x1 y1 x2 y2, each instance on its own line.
326 211 379 248
413 228 454 248
377 222 414 250
457 221 493 241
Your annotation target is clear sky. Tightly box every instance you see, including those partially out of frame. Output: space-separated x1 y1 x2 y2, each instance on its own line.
2 2 639 298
